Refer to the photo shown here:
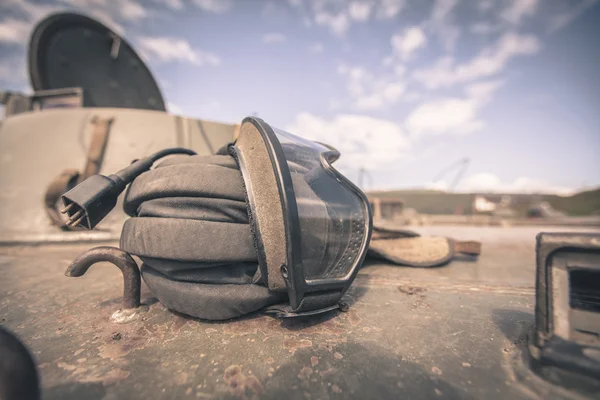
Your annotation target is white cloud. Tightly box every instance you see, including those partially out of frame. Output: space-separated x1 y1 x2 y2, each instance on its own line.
337 64 406 110
353 94 384 110
354 82 405 109
428 0 460 52
425 180 451 191
314 10 350 36
23 0 150 34
548 0 598 32
0 0 150 33
477 0 494 12
291 0 404 36
429 173 576 195
405 81 502 137
0 63 10 82
88 9 126 34
121 0 148 21
470 22 499 35
168 102 184 115
12 0 62 21
192 0 232 13
376 0 404 19
431 0 458 21
465 80 503 102
406 98 483 137
348 1 372 21
159 79 172 90
414 32 540 89
391 26 427 61
0 0 62 45
309 42 324 53
0 18 30 44
338 65 369 97
262 32 287 44
0 56 26 83
58 0 146 23
58 0 108 5
328 99 343 110
154 0 184 10
137 37 221 66
381 81 406 100
501 0 538 25
193 100 222 116
393 64 406 76
285 112 411 169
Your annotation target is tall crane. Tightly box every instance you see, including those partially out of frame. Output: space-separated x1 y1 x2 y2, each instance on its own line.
432 157 470 192
358 167 373 190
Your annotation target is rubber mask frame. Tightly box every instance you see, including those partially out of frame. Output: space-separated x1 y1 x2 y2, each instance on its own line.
231 117 372 314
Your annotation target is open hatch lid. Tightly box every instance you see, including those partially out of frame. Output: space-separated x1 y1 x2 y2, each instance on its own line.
28 12 166 111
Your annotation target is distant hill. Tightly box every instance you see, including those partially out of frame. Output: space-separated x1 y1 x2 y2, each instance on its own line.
543 187 600 216
367 190 474 215
366 187 600 216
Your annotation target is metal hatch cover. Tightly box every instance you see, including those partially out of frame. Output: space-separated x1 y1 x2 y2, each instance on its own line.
28 13 166 112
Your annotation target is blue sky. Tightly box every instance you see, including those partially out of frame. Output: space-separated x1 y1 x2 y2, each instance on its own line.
1 0 599 194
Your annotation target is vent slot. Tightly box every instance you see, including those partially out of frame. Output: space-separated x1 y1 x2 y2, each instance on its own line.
569 269 600 313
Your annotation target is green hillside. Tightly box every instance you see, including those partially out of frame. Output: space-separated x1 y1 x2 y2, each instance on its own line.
367 190 474 215
367 187 600 216
543 188 600 216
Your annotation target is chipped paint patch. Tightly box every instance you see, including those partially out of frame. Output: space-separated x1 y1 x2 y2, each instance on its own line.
283 337 313 354
111 308 139 324
77 367 131 387
298 367 313 380
310 356 319 367
398 286 426 296
102 368 131 386
56 361 77 371
222 365 264 400
175 372 188 385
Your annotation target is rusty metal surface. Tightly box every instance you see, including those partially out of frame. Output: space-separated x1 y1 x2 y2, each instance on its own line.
1 226 599 399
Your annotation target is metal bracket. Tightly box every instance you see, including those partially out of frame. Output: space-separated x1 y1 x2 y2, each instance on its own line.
65 246 140 309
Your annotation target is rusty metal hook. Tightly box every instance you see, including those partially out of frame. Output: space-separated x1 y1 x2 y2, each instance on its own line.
65 246 140 309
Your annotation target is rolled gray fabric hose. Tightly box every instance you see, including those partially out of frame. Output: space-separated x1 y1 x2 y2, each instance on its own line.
120 154 283 320
119 153 350 320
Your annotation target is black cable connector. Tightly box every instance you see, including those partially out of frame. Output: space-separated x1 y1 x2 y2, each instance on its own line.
61 148 196 229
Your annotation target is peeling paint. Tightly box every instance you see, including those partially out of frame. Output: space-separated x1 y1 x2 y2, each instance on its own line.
310 356 319 367
56 361 77 371
222 365 264 400
283 337 313 354
175 372 188 385
298 367 313 380
111 308 139 324
319 368 334 377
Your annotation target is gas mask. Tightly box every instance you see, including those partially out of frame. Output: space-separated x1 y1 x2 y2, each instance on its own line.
62 117 373 320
